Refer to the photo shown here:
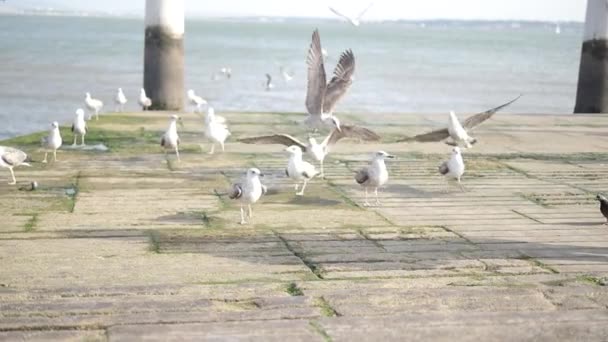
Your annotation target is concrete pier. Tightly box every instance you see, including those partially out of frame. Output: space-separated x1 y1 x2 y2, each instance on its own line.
143 0 184 111
574 0 608 113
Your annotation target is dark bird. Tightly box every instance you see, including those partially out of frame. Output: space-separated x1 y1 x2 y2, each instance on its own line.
597 194 608 224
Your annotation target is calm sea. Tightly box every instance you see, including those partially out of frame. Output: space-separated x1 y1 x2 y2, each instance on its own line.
0 15 583 139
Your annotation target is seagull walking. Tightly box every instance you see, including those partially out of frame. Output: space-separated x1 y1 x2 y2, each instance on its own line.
41 121 62 163
161 115 181 162
139 88 152 111
355 151 394 206
205 107 231 154
265 74 274 91
238 124 380 178
329 2 374 27
0 146 31 185
284 145 319 196
438 147 466 192
398 96 521 147
84 92 103 121
71 109 87 146
305 29 355 131
187 89 207 113
596 194 608 225
228 168 267 225
115 88 127 112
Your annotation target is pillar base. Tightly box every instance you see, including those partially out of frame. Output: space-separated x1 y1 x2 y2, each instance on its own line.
574 39 608 114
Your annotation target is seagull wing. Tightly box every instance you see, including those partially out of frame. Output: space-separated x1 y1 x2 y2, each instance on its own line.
322 125 380 147
356 2 374 20
329 6 352 21
228 183 243 199
305 29 327 115
438 161 449 175
462 95 522 131
322 49 355 113
238 134 308 152
355 168 370 185
398 128 451 143
1 147 27 166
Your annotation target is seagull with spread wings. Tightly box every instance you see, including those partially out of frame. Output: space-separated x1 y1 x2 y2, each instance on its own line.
238 124 380 178
329 2 374 27
305 29 355 132
398 95 521 148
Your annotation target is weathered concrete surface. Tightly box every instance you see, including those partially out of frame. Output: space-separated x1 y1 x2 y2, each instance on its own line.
1 110 608 340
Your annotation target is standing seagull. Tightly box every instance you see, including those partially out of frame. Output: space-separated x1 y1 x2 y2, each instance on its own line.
0 146 31 185
305 29 355 131
284 145 319 196
238 124 380 178
398 95 521 147
438 147 466 192
115 88 127 112
228 168 267 225
187 89 207 113
265 74 274 91
161 115 181 162
139 88 152 111
596 194 608 225
329 2 374 27
355 151 394 206
41 121 62 163
71 109 87 146
84 92 103 121
205 107 231 154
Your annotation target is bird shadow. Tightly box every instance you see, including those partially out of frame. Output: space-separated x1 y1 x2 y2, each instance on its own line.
285 196 341 206
382 184 438 198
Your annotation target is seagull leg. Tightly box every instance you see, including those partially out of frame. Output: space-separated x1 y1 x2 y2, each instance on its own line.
239 205 246 225
248 204 253 219
72 135 77 147
375 188 381 206
320 160 325 179
294 183 299 191
220 141 225 152
95 109 99 121
42 152 48 163
175 147 180 162
8 168 16 185
81 135 86 146
363 187 370 207
209 144 215 155
53 149 58 162
296 180 308 196
458 177 466 192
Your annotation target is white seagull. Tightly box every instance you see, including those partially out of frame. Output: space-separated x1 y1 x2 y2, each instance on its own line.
280 66 294 82
115 88 127 112
238 124 380 178
71 108 87 146
139 88 152 111
205 107 231 154
265 74 274 91
305 29 355 131
228 168 267 225
438 147 466 192
161 114 181 162
0 146 31 185
355 151 394 206
284 145 319 196
84 92 103 121
187 89 207 113
329 2 374 27
399 95 521 148
41 121 62 163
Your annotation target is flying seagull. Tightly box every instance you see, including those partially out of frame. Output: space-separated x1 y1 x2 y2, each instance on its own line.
41 121 62 163
187 89 207 113
305 29 355 131
355 151 394 207
238 124 380 178
228 168 267 225
280 66 294 82
205 107 231 154
139 88 152 111
329 2 374 27
596 194 608 225
398 95 522 148
71 108 87 146
438 147 466 192
284 145 319 196
115 88 127 112
85 92 103 121
161 114 181 162
0 146 31 185
265 73 274 91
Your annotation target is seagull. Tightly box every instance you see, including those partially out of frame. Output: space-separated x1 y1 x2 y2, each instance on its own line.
265 74 274 91
71 109 87 146
398 95 521 148
41 121 62 163
329 2 374 27
596 194 608 225
280 66 294 82
187 89 207 113
438 147 466 192
305 29 355 131
205 107 231 154
0 146 31 185
238 124 380 178
139 88 152 111
214 67 232 80
355 151 394 206
84 92 103 121
161 114 181 162
228 168 267 225
115 88 127 112
284 145 319 196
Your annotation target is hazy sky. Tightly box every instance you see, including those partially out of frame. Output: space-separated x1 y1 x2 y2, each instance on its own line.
15 0 587 22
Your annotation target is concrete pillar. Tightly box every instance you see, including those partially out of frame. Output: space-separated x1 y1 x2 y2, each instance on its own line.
144 0 184 110
574 0 608 113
